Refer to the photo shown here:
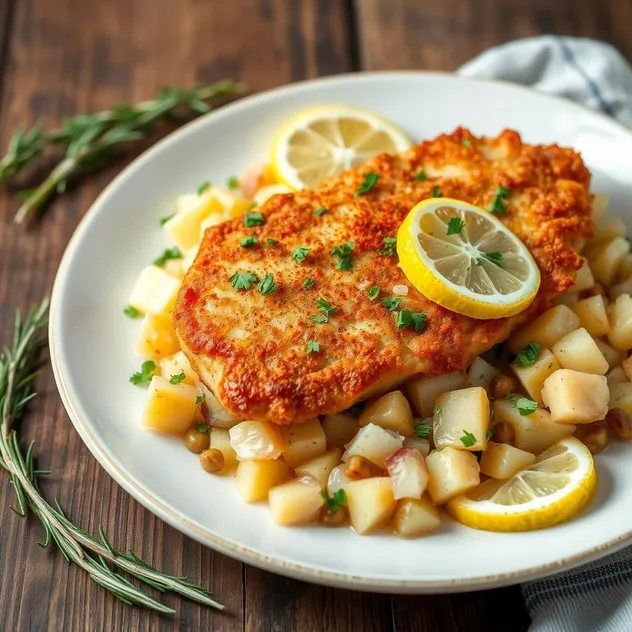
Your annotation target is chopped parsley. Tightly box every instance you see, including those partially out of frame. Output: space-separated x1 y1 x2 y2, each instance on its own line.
432 185 441 198
123 305 141 318
460 430 477 448
129 360 157 385
446 217 465 236
153 247 183 267
396 309 427 332
486 428 493 441
321 489 347 512
433 405 443 417
169 371 186 385
415 170 428 181
331 242 354 270
490 185 511 215
229 270 258 291
197 181 211 195
240 236 258 248
257 273 277 295
476 251 503 267
378 236 397 256
248 202 258 209
227 176 239 189
414 421 432 439
313 206 328 216
356 172 379 195
310 298 336 324
160 213 175 225
367 285 380 301
307 339 320 354
516 397 538 416
381 296 403 312
462 139 472 147
243 211 265 227
195 422 210 434
266 237 278 247
515 342 541 368
195 394 205 405
303 277 315 289
292 245 311 264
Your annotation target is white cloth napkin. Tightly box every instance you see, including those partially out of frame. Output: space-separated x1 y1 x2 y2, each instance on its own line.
457 36 632 632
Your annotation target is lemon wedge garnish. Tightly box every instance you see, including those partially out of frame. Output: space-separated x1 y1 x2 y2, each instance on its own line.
397 198 540 319
270 105 412 190
446 438 596 532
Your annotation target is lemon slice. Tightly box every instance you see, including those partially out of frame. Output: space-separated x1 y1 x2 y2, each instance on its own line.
397 198 540 319
271 105 412 189
446 438 596 532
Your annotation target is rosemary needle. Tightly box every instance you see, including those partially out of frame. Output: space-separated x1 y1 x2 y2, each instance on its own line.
6 80 245 224
0 300 223 612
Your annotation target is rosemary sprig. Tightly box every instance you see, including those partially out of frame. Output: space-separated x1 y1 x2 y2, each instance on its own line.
0 300 223 613
4 80 245 223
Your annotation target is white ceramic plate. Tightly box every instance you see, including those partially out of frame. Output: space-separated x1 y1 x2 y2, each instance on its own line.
50 72 632 593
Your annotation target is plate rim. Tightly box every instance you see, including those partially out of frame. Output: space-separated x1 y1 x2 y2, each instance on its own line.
49 70 632 593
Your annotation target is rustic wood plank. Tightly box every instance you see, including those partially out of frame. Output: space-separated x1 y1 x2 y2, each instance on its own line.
356 0 632 71
0 1 353 631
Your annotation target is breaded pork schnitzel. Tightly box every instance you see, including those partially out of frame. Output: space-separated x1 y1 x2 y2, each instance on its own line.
173 128 593 424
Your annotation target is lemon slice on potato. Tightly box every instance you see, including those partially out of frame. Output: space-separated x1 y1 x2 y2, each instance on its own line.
271 105 412 189
447 437 596 532
397 198 540 319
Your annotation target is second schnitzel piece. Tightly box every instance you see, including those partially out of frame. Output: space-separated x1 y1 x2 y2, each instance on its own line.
174 128 593 423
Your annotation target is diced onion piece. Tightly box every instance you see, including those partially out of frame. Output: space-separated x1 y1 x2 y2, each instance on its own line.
425 448 480 505
345 477 396 534
385 448 429 500
198 384 242 428
128 266 181 315
229 421 285 460
142 375 199 435
268 476 324 526
508 306 579 353
327 464 353 496
403 436 430 457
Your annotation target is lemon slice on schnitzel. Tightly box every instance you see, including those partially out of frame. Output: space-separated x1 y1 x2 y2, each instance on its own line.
446 438 596 532
397 198 540 319
271 105 412 190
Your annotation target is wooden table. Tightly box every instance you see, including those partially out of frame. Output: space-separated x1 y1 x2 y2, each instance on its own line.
1 1 630 630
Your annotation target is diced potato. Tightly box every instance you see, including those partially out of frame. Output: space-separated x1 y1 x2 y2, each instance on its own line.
176 193 200 214
467 356 501 392
229 421 286 460
392 496 441 538
128 266 181 315
197 385 242 428
616 255 632 283
552 328 609 375
358 391 414 436
211 186 251 218
136 311 181 359
268 476 324 526
609 382 632 417
591 237 629 285
142 375 199 435
479 442 536 479
235 459 291 502
608 294 632 351
591 192 608 220
281 418 326 468
608 366 627 385
159 350 198 385
342 423 403 467
327 463 353 496
595 338 626 368
164 190 225 251
209 427 237 469
182 246 199 274
553 292 578 309
322 413 358 449
573 295 610 337
433 387 490 451
163 258 184 279
493 399 576 453
609 277 632 301
345 477 396 534
512 347 560 406
508 306 580 353
425 448 480 505
406 371 467 416
573 258 595 292
403 436 430 457
623 357 632 382
252 183 292 206
593 214 627 242
199 210 233 235
295 448 342 488
541 369 609 424
385 448 429 500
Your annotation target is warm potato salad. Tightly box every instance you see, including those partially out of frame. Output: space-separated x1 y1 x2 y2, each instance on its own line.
126 180 632 537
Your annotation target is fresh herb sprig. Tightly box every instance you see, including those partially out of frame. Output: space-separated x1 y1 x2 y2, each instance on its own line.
0 301 223 612
6 80 245 224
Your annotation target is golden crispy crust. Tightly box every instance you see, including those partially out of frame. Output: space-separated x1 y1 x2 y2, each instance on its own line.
174 128 593 423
